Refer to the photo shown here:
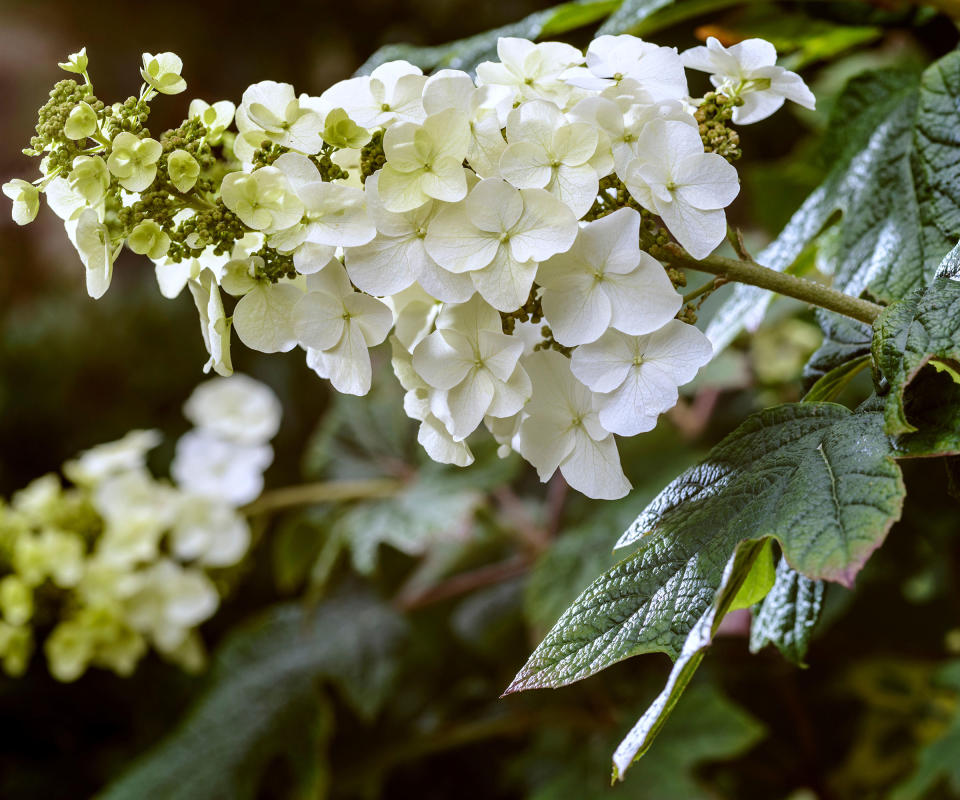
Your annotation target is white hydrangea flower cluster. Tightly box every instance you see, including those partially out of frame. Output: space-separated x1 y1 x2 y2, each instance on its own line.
0 374 280 682
6 36 814 500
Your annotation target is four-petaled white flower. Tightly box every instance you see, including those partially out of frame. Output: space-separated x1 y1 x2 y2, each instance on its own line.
74 208 118 299
377 109 471 212
63 430 162 487
234 80 324 160
140 52 187 95
220 256 302 354
516 349 631 500
344 172 473 301
269 152 376 271
220 167 304 234
681 36 815 125
571 80 695 175
293 260 393 395
538 207 682 345
317 61 427 130
425 178 578 311
623 119 740 259
171 496 251 568
562 35 688 101
124 559 219 653
412 295 531 441
421 69 513 178
500 99 606 218
477 37 584 108
107 132 162 192
571 320 713 436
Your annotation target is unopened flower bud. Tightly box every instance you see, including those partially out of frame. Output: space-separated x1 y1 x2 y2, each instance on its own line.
64 102 98 140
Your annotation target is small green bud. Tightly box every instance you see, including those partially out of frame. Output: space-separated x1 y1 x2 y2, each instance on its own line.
167 149 200 193
0 576 32 627
64 101 98 140
323 108 371 149
2 179 40 225
58 47 88 75
68 155 109 205
128 219 171 259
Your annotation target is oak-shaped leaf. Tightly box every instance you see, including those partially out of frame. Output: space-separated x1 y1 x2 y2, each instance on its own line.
506 403 904 776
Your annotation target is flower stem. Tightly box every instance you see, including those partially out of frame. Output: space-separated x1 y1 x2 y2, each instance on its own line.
655 243 885 325
242 477 402 515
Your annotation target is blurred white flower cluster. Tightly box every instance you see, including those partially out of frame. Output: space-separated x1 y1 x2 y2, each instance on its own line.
6 35 814 499
0 374 280 681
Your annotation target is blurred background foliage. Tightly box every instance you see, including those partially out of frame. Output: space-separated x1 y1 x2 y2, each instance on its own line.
2 0 960 797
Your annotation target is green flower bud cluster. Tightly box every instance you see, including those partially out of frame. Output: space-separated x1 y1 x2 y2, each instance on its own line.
360 130 386 183
638 208 672 253
165 201 248 262
695 92 742 163
583 175 644 222
532 326 573 357
313 146 349 183
252 142 347 182
110 95 151 136
250 245 297 283
500 285 544 335
29 80 104 174
251 142 288 169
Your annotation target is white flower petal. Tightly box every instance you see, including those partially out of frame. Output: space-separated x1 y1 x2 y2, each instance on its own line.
233 283 301 353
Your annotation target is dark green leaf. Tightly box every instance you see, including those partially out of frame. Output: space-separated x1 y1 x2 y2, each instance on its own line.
617 403 904 586
871 273 960 437
749 556 825 666
508 403 902 690
508 403 903 776
708 51 960 349
97 595 405 800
